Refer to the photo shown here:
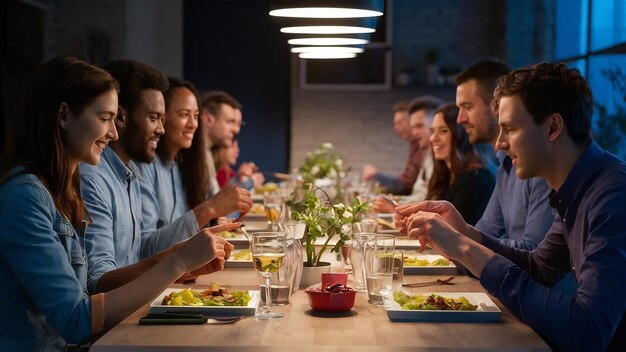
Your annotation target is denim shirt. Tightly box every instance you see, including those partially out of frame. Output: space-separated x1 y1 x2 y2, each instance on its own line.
80 147 198 293
136 156 199 233
80 147 143 293
0 171 92 351
480 142 626 351
475 150 555 250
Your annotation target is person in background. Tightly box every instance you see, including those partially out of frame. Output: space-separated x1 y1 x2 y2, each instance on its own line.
213 139 264 190
455 59 554 250
200 91 242 196
362 101 422 195
0 56 237 351
80 60 247 294
137 77 252 237
424 103 494 225
372 96 442 213
396 62 626 351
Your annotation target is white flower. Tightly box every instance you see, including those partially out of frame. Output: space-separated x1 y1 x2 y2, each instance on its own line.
333 203 345 211
339 171 346 178
321 142 333 149
342 210 352 219
329 168 337 178
335 159 343 167
311 165 320 175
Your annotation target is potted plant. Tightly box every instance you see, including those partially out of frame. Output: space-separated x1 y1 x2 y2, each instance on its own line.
298 143 347 201
288 182 370 286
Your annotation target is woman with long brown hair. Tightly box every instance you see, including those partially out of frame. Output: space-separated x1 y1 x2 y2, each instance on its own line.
0 57 237 350
426 103 495 224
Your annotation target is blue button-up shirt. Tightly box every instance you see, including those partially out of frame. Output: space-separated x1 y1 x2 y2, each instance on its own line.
136 156 199 232
0 171 92 350
80 147 195 293
480 142 626 351
475 150 555 250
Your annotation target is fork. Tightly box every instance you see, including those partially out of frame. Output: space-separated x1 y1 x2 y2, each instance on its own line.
402 276 455 288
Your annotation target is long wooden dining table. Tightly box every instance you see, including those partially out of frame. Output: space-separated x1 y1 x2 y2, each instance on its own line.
91 266 550 351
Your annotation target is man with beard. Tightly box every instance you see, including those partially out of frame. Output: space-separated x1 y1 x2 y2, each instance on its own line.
80 60 246 294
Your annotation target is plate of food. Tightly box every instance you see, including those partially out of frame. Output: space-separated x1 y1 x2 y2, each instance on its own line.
384 291 501 322
376 217 401 235
225 249 252 268
402 253 457 275
245 203 267 220
150 283 259 316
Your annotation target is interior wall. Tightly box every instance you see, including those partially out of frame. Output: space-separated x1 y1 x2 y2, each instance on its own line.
183 0 291 174
290 0 506 177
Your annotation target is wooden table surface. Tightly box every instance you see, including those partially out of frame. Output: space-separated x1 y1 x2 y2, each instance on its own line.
91 268 550 351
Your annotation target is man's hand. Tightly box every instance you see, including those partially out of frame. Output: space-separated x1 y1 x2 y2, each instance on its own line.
237 162 257 178
362 164 377 181
207 185 252 218
174 222 241 280
395 201 477 240
250 172 265 187
173 223 239 275
373 196 396 214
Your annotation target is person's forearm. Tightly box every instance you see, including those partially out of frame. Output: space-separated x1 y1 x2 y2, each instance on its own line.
458 238 495 277
94 244 180 293
463 224 484 243
101 251 187 332
193 201 218 228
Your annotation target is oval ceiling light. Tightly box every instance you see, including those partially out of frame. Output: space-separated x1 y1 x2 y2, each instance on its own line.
290 46 364 54
288 37 369 46
298 52 358 59
281 26 375 34
270 7 382 18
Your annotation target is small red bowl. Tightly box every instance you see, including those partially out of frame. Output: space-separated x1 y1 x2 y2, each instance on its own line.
305 287 356 312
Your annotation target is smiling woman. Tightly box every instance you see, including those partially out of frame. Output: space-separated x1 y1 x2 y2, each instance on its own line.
426 103 495 225
0 56 241 352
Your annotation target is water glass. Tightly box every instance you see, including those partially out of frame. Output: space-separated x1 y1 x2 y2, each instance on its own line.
364 234 395 306
350 232 375 291
392 252 404 292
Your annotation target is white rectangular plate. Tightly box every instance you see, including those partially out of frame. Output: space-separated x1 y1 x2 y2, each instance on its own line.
384 292 501 323
402 253 457 275
149 289 259 316
225 249 252 268
243 213 267 220
241 221 269 232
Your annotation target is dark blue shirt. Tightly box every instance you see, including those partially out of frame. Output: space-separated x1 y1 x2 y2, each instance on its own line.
475 151 555 250
481 142 626 351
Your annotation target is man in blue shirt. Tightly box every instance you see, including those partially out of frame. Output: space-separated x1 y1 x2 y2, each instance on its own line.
455 60 554 250
80 60 249 293
397 62 626 351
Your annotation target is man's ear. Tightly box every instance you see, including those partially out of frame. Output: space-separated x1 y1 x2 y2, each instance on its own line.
489 98 499 119
116 106 127 131
201 109 215 127
57 102 69 130
547 113 564 141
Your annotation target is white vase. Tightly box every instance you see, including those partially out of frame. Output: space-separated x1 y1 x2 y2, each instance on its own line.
299 262 331 288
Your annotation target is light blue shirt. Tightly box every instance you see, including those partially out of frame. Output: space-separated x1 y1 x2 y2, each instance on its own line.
80 147 196 293
136 156 200 231
475 151 555 250
0 171 92 350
